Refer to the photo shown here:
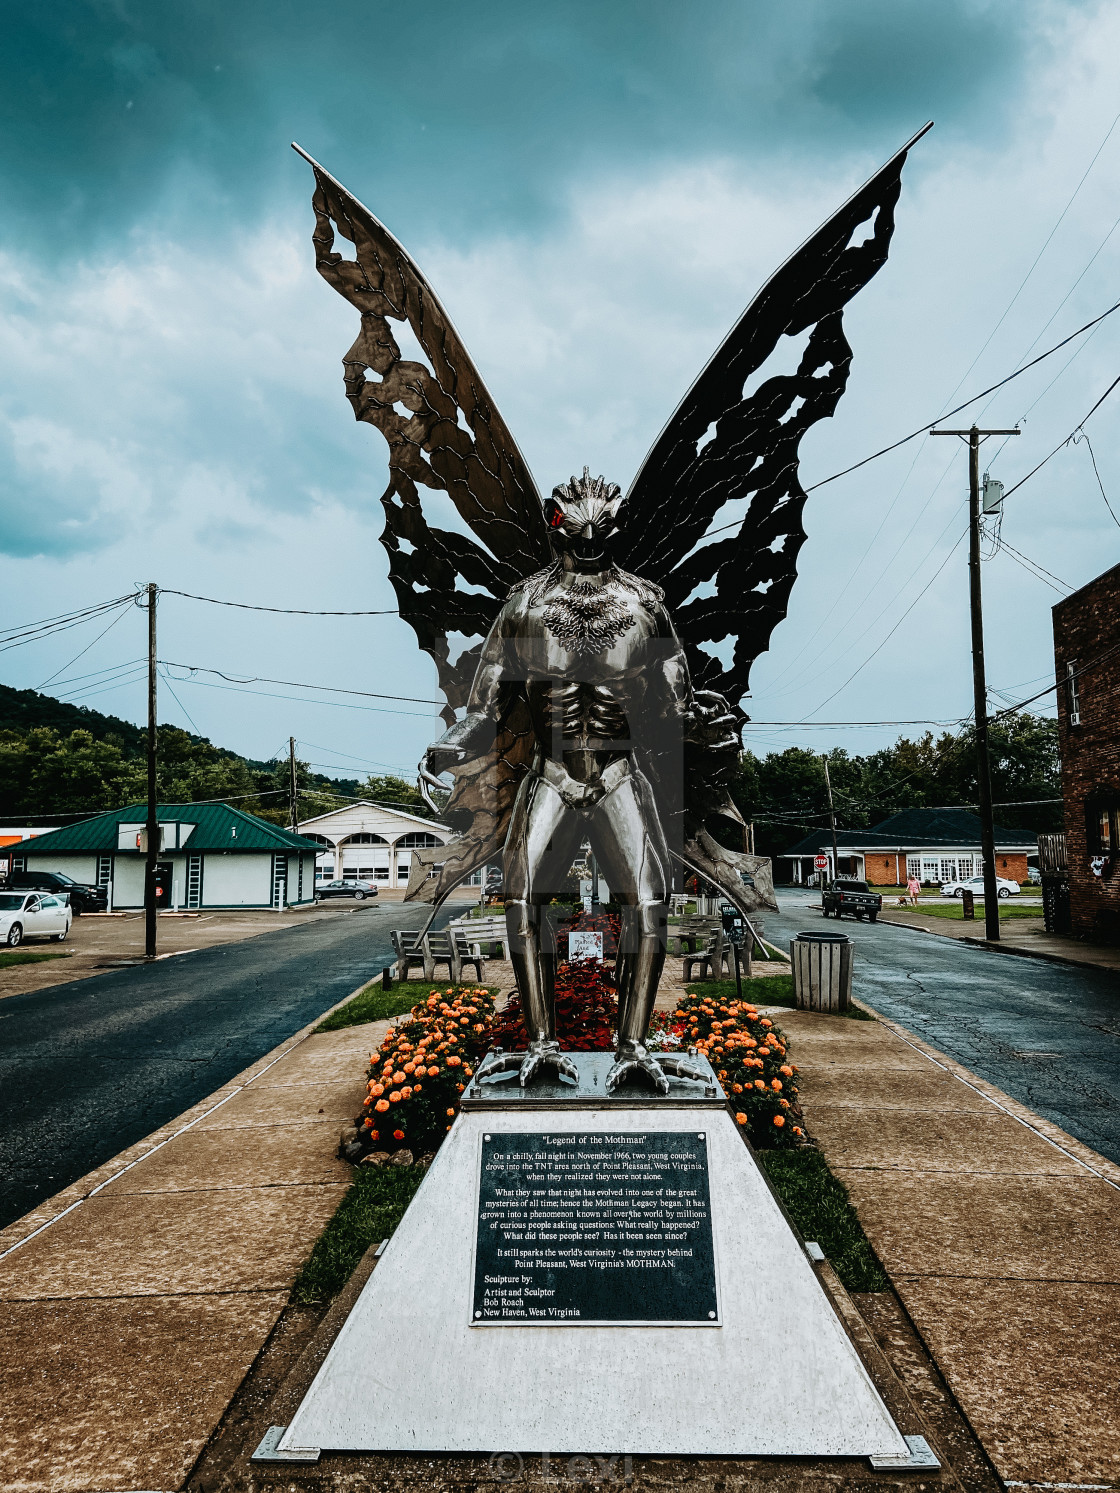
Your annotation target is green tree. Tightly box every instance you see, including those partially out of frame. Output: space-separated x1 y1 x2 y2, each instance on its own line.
358 773 434 819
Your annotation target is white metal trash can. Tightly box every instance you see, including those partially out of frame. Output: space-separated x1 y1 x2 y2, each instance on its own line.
790 930 853 1013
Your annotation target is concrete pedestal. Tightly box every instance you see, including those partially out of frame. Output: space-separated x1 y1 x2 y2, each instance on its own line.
276 1104 910 1460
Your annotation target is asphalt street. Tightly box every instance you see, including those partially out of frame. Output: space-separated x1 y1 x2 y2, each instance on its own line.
0 900 452 1233
766 889 1120 1164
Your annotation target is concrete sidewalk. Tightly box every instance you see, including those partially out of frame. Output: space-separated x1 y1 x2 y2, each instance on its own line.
788 999 1120 1487
0 998 388 1492
3 952 1116 1490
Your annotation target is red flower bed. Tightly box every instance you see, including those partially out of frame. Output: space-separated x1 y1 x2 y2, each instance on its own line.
487 959 618 1051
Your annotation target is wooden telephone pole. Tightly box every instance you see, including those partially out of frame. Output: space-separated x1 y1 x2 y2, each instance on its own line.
289 736 299 832
822 756 840 885
931 424 1019 942
145 583 158 959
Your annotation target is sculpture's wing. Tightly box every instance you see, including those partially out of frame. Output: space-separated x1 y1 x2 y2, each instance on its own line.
617 124 931 708
293 145 551 726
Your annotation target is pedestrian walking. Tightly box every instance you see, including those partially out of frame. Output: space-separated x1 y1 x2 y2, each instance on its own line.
906 872 920 907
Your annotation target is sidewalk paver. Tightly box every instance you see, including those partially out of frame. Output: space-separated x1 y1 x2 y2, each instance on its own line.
787 1001 1120 1486
0 1001 387 1492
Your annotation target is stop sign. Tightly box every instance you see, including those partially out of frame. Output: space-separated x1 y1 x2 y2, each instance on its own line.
814 854 829 871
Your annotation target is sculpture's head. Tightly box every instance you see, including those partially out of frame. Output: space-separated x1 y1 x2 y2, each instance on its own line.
545 468 623 572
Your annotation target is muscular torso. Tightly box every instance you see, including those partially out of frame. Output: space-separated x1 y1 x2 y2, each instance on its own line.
442 562 691 790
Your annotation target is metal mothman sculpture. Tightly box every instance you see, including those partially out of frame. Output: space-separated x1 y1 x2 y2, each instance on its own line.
294 126 928 1091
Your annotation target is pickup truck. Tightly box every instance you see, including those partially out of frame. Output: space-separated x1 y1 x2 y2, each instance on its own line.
821 878 882 922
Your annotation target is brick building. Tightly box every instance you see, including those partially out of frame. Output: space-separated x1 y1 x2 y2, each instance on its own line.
780 808 1034 887
1053 558 1120 941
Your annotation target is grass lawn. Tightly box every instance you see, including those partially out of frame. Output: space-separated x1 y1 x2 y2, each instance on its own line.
291 1164 426 1304
0 948 72 970
683 974 875 1020
885 901 1042 921
317 978 500 1032
760 1148 888 1292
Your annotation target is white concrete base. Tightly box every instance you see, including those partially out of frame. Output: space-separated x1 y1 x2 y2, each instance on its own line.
279 1109 909 1459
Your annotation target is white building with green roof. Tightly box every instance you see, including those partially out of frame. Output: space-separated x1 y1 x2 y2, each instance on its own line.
3 803 323 911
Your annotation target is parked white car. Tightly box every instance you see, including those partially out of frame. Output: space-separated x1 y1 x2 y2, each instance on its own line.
0 891 73 946
940 874 1020 900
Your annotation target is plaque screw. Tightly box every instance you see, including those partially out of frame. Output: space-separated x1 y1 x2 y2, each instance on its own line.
688 1045 698 1057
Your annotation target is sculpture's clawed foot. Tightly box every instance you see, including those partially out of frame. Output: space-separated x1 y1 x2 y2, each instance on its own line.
518 1039 579 1088
654 1052 708 1084
476 1041 579 1088
606 1042 671 1095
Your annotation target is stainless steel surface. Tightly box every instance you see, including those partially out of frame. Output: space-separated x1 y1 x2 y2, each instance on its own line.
461 1049 726 1109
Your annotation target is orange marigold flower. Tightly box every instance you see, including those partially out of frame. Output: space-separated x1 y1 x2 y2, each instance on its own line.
456 1082 465 1092
393 1071 406 1084
389 1090 402 1103
735 1112 748 1126
792 1126 802 1136
375 1099 390 1113
428 1065 439 1076
401 1086 413 1100
369 1130 378 1141
780 1065 793 1076
732 1083 743 1094
779 1098 789 1108
754 1079 766 1090
393 1128 405 1140
773 1115 785 1127
370 1082 385 1097
771 1078 782 1091
447 1055 461 1067
447 1107 456 1117
363 1118 373 1129
761 1018 772 1028
403 1062 416 1074
758 1047 770 1057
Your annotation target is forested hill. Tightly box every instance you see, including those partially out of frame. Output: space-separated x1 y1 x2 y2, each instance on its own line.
0 682 150 756
0 683 437 822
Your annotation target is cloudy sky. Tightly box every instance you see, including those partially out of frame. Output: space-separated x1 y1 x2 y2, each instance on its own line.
3 0 1119 783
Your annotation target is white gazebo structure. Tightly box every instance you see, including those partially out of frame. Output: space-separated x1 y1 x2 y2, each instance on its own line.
296 801 476 890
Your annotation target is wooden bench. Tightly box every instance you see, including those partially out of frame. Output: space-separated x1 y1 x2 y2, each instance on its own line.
390 929 429 981
424 930 487 985
448 914 509 960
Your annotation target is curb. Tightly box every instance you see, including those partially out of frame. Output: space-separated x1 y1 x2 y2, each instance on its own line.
875 913 1120 974
0 962 391 1260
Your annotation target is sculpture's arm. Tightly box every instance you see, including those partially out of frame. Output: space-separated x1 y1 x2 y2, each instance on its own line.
647 606 738 753
422 604 514 777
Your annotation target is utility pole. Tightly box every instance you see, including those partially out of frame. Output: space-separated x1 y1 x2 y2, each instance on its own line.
145 583 158 959
289 736 299 832
931 423 1019 941
822 756 840 886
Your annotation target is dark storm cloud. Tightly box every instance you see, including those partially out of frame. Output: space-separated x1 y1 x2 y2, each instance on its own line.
0 0 1073 251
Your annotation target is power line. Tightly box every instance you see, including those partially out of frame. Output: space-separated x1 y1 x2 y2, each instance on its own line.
1002 370 1120 500
34 604 134 691
1072 428 1120 528
160 672 438 720
161 589 397 616
158 660 441 706
0 594 141 653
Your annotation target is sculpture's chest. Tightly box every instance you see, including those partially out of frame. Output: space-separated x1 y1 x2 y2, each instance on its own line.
531 583 649 663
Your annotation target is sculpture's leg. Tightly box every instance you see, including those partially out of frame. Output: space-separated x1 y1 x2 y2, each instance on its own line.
495 771 584 1088
591 771 706 1093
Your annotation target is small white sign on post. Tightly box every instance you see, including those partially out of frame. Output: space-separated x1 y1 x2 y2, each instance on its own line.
568 930 604 962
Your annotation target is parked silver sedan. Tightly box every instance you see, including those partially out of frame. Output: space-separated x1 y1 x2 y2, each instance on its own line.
0 891 73 945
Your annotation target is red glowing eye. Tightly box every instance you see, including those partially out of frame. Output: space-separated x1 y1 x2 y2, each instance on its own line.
550 508 565 528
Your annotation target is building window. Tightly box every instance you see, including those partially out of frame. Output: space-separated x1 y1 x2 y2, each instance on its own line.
316 863 335 881
1093 807 1114 854
1066 661 1081 725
